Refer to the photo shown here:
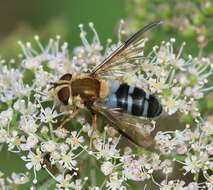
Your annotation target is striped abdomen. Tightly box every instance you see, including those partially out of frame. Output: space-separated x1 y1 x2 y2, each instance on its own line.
105 81 162 118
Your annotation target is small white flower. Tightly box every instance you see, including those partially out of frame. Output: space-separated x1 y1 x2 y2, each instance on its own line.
40 107 58 123
20 135 38 150
58 143 70 154
82 123 97 138
202 121 213 135
162 97 179 115
0 108 13 126
183 155 201 174
184 128 200 142
59 151 78 170
160 160 173 175
34 68 53 89
7 131 24 152
56 174 72 190
155 132 175 153
19 116 38 133
8 172 29 185
70 178 87 190
22 149 43 171
0 66 31 101
93 138 120 160
54 127 69 139
13 99 37 116
176 143 188 154
148 78 168 93
185 182 199 190
101 161 114 176
66 131 84 149
106 173 126 190
0 129 8 143
41 140 57 153
49 151 61 164
123 159 145 181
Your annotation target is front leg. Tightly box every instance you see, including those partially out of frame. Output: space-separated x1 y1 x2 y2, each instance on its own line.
59 109 80 128
59 96 85 128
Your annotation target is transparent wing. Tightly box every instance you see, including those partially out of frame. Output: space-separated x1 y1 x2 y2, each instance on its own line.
90 21 162 78
90 101 157 150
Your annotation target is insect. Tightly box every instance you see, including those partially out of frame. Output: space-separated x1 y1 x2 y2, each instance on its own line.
50 21 163 149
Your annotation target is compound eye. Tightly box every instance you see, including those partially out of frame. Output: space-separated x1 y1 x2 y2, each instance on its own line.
58 87 70 105
60 73 72 81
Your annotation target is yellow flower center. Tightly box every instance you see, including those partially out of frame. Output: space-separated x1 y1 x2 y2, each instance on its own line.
165 99 176 108
152 82 164 91
71 137 78 145
32 155 43 165
191 160 198 168
14 138 21 146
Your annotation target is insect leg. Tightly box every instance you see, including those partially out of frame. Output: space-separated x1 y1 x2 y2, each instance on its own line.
89 113 97 148
59 109 80 128
92 114 97 129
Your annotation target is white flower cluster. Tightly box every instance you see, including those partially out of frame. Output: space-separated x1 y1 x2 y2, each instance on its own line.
124 39 213 117
0 22 213 189
155 120 213 176
0 170 29 190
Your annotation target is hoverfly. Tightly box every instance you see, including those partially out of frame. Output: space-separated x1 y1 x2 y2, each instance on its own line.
50 21 163 149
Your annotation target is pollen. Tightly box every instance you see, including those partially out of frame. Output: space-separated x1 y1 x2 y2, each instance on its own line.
71 137 78 145
165 98 176 108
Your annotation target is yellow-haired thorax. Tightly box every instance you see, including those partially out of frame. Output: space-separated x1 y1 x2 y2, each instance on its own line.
99 80 109 98
72 73 87 80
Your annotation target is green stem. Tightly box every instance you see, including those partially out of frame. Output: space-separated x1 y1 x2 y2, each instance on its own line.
36 177 56 190
198 47 203 59
48 123 55 140
90 158 97 186
160 154 186 162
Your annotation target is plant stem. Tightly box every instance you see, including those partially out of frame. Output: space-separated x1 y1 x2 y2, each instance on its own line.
36 176 56 190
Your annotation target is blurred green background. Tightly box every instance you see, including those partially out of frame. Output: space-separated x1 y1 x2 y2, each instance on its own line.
0 0 126 58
